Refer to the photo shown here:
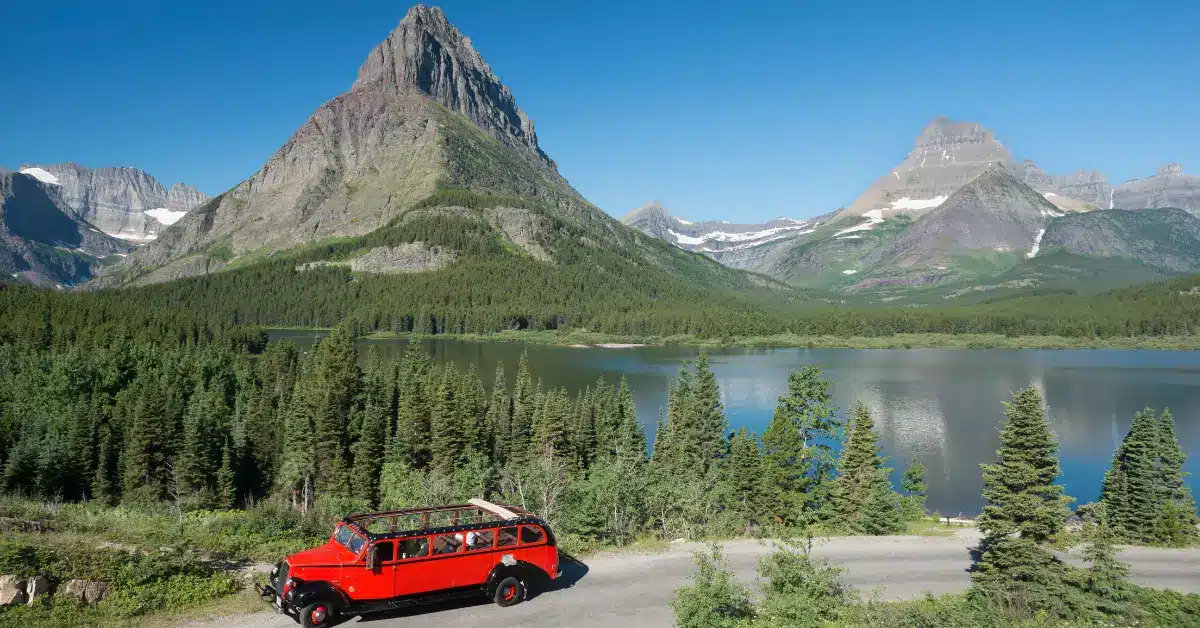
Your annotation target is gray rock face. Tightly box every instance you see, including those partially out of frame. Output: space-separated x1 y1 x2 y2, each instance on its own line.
1041 208 1200 273
1014 160 1112 211
865 165 1054 268
1113 164 1200 215
621 201 821 266
353 4 549 167
842 118 1013 219
298 242 457 274
17 163 208 241
1 171 132 286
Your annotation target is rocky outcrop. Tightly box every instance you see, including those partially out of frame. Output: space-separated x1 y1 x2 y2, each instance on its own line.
25 575 50 604
841 117 1014 219
0 575 24 606
298 242 457 274
18 163 208 241
61 579 109 604
1 171 133 286
1113 164 1200 216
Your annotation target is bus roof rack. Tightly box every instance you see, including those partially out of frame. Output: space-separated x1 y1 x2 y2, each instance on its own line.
468 498 520 520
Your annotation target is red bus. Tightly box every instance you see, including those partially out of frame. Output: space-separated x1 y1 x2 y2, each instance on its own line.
258 499 560 627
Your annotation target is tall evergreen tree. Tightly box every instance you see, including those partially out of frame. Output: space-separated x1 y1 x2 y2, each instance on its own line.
613 377 645 462
1082 502 1130 615
509 351 535 462
901 455 928 521
1101 409 1162 542
726 428 765 527
431 363 464 475
485 360 511 464
832 402 889 529
971 387 1074 616
1154 409 1199 545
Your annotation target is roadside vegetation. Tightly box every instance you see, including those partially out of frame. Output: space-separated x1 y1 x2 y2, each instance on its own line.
0 310 1196 625
672 388 1200 627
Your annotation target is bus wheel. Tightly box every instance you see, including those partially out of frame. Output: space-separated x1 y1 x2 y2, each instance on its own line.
300 602 335 627
493 576 525 607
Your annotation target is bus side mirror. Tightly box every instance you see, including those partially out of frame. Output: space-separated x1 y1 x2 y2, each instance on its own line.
366 545 379 570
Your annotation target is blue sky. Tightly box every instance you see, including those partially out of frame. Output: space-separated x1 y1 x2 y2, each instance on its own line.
2 0 1197 222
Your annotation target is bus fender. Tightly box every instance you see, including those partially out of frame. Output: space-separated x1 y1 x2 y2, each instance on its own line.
289 580 347 612
485 558 532 596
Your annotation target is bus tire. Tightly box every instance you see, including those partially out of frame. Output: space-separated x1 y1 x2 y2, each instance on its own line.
299 601 336 627
493 576 525 607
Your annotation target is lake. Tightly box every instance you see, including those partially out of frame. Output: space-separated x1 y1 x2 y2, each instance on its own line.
270 331 1200 516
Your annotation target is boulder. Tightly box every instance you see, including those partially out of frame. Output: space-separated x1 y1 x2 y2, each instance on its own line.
62 579 109 604
0 575 25 606
26 575 50 604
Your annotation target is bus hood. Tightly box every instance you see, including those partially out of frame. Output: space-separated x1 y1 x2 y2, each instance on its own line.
286 541 357 568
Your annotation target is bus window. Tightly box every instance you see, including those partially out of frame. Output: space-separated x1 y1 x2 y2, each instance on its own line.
374 541 395 563
520 525 545 544
433 533 462 555
465 530 494 551
397 537 429 559
497 526 518 547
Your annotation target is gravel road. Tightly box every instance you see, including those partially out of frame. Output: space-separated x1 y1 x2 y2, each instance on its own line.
179 529 1200 628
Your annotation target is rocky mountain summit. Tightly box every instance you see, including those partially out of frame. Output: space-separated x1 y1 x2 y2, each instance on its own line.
1112 164 1200 215
18 163 207 242
103 5 753 293
1 171 131 286
841 118 1013 219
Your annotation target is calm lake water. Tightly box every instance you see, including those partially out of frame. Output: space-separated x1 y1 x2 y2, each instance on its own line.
270 331 1200 516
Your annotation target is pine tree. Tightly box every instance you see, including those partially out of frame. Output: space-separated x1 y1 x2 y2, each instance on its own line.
176 383 214 496
762 367 841 523
901 455 928 521
1082 502 1129 615
1101 409 1160 542
351 394 389 505
726 428 765 527
430 363 464 475
392 342 431 467
690 352 727 472
485 360 511 464
509 351 535 462
833 402 887 530
613 377 646 463
860 469 904 535
457 364 489 457
276 387 316 513
1154 409 1199 546
971 387 1074 616
216 444 237 509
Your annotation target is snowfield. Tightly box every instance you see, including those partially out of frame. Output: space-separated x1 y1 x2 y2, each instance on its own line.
19 167 60 185
144 207 188 225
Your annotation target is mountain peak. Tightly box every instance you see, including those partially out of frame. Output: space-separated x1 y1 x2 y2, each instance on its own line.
1158 163 1185 177
352 4 542 157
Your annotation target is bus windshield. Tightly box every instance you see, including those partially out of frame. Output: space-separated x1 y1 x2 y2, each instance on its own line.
334 524 366 555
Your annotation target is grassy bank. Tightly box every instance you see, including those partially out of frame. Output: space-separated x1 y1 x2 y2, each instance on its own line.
359 330 1200 350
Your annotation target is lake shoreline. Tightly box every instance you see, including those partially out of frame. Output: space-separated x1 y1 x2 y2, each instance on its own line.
350 330 1200 350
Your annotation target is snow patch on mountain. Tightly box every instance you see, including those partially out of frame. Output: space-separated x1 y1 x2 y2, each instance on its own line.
19 167 60 185
668 230 706 245
1027 228 1046 258
842 269 857 275
143 207 188 225
889 196 946 211
835 209 887 236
